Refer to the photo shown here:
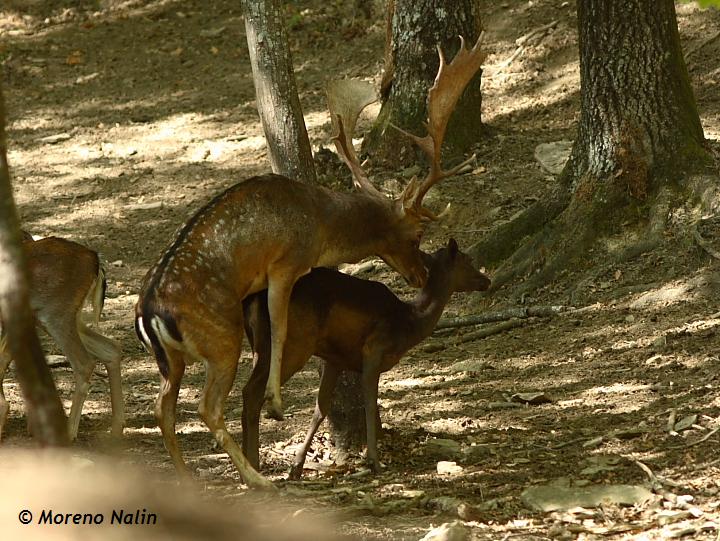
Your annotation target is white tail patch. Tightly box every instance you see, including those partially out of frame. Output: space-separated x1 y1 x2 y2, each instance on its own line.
150 316 184 349
136 316 153 352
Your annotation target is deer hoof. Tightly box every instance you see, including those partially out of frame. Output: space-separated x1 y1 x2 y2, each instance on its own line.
264 396 284 421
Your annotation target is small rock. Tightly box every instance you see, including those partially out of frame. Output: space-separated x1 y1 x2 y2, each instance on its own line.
463 444 493 462
110 260 124 267
510 392 553 405
420 521 469 541
534 140 572 175
652 335 667 351
457 502 483 521
625 314 636 323
425 438 462 459
437 461 463 475
448 359 488 373
429 496 461 513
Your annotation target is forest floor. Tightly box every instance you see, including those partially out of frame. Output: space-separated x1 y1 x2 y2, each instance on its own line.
2 0 720 539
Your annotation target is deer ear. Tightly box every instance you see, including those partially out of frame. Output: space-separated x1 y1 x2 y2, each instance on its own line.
447 238 458 257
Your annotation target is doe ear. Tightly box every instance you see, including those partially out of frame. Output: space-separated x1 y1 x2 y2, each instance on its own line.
447 237 459 257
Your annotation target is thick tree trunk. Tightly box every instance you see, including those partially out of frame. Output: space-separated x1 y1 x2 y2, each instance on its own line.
0 84 68 446
363 0 484 165
566 0 705 192
242 0 316 183
471 0 709 291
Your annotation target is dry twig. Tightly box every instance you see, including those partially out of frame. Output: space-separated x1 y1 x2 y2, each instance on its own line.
436 305 567 331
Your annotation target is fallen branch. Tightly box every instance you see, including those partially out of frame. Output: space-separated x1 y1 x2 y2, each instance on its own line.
668 426 720 450
454 318 524 344
436 305 567 331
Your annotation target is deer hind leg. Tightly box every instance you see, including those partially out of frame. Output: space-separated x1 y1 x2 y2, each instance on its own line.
43 318 96 441
79 325 124 437
155 347 189 477
290 362 340 480
263 271 300 421
0 341 12 441
197 334 274 491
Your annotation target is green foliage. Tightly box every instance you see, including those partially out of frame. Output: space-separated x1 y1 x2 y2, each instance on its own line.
682 0 720 8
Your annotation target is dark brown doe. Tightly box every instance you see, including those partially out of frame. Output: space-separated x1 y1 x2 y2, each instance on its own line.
135 34 486 489
241 239 490 478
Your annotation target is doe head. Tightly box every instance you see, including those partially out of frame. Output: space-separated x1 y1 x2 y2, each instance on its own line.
431 238 491 293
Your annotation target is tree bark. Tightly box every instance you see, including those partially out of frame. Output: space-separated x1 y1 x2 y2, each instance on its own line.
364 0 484 165
0 83 68 446
325 368 366 460
242 0 316 183
567 0 705 191
471 0 709 292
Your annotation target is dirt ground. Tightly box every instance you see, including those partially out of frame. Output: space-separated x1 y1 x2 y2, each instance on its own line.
2 0 720 539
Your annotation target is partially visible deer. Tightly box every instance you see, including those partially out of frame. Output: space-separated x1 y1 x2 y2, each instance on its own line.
0 236 124 441
241 239 490 477
135 34 485 489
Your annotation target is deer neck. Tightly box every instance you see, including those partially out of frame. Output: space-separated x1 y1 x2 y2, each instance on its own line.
409 272 454 341
316 191 398 266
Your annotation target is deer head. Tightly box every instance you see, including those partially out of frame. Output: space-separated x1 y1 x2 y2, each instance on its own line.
327 33 486 284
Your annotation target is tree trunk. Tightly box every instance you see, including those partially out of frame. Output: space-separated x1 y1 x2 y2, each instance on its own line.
363 0 484 166
242 0 316 183
324 366 382 464
325 368 365 461
567 0 705 191
471 0 710 293
0 83 68 446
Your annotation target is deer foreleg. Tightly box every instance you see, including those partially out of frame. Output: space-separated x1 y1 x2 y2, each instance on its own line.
361 365 382 473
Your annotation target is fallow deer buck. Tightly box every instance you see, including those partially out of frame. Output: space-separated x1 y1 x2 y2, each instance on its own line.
135 33 485 489
0 236 124 441
241 239 490 477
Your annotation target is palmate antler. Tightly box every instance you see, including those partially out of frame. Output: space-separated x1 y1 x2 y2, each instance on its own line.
326 79 383 198
397 32 487 218
325 33 486 216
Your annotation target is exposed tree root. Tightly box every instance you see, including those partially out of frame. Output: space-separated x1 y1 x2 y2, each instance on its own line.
692 220 720 261
469 185 570 269
567 186 673 302
479 182 683 300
